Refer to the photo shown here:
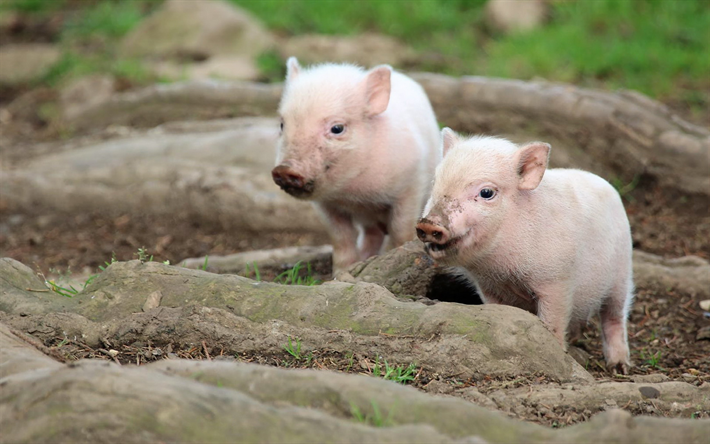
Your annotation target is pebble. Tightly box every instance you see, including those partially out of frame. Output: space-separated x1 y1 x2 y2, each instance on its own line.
632 373 669 383
696 326 710 341
108 349 119 358
681 373 696 383
700 300 710 311
638 386 661 399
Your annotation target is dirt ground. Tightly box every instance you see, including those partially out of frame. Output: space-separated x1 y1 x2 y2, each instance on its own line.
1 17 709 426
2 178 709 427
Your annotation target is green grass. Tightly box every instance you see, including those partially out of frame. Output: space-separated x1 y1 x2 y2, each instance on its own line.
244 262 261 281
5 0 708 112
19 0 154 87
611 174 641 202
232 0 487 38
44 248 162 298
233 0 709 103
274 261 320 286
134 246 153 263
640 349 663 369
372 358 418 384
350 400 393 428
483 0 710 98
61 0 144 39
283 336 303 360
1 0 66 14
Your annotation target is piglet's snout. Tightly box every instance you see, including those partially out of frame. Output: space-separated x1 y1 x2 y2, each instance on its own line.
272 165 304 189
271 164 315 197
416 220 450 244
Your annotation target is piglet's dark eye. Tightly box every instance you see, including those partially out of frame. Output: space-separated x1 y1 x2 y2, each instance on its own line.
330 124 345 134
479 188 495 199
280 121 284 131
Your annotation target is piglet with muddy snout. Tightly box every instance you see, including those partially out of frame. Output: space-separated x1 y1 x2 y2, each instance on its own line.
272 58 440 272
417 129 634 373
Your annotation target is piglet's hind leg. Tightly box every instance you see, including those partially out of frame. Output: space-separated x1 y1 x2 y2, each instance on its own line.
600 285 633 375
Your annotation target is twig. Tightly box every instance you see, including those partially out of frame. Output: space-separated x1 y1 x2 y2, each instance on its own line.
202 340 212 360
26 288 50 292
414 366 423 382
377 331 415 339
98 348 122 366
500 377 527 388
9 327 66 363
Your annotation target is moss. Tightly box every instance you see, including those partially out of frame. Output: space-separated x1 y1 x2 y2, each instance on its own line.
427 307 493 345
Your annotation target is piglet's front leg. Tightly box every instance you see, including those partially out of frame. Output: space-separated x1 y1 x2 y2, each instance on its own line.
385 186 422 251
317 205 359 274
534 282 574 350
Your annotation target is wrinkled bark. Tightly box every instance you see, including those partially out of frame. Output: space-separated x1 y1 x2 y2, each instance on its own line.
1 321 708 444
0 257 591 382
180 245 333 275
349 241 710 301
65 75 709 195
3 76 706 236
0 118 324 233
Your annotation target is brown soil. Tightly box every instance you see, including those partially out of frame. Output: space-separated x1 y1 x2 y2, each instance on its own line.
1 14 708 424
34 318 710 428
2 178 709 427
0 210 329 277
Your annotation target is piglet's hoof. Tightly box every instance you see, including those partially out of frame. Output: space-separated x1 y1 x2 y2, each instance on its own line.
608 361 633 376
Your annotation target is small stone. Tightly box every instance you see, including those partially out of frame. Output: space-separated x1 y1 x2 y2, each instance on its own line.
632 373 669 383
120 0 275 59
0 43 61 85
454 437 489 444
108 349 119 358
143 290 163 312
681 373 696 383
638 386 661 399
605 399 618 407
7 214 24 226
700 300 710 311
281 33 416 67
485 0 549 34
696 327 710 341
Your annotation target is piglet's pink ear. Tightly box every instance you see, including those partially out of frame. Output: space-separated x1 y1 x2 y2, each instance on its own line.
515 142 551 190
441 127 460 157
363 65 392 116
286 57 301 83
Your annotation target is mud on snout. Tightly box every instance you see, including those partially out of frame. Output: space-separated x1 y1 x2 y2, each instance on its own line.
271 164 316 198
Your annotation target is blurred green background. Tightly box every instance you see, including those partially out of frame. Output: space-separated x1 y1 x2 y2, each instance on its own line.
2 0 708 123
